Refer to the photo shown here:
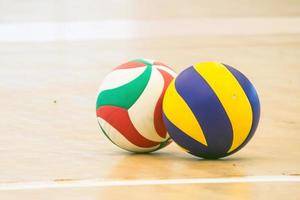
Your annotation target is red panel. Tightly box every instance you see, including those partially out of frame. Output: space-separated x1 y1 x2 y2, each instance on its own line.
114 61 146 70
153 61 174 71
154 69 174 138
97 106 159 148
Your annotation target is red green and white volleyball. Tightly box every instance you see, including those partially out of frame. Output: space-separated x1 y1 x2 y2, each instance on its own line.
96 59 176 153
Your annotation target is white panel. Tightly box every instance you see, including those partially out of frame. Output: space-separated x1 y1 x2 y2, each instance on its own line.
97 66 146 96
128 68 167 142
153 65 177 77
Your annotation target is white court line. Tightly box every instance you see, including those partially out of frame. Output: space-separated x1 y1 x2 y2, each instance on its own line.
0 17 300 42
0 176 299 191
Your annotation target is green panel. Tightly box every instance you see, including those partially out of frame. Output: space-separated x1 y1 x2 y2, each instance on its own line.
96 66 152 109
135 137 172 154
154 137 172 151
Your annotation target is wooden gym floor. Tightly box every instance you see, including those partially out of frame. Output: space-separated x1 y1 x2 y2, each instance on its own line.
0 0 300 199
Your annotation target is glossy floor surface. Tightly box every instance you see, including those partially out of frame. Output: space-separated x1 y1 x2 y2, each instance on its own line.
0 0 300 199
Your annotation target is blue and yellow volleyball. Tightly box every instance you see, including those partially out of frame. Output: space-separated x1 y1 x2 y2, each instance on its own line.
162 62 260 159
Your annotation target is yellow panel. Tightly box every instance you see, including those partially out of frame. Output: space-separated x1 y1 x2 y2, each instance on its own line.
163 80 207 146
194 62 253 152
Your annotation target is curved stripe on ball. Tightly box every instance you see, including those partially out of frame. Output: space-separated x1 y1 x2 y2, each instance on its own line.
97 67 146 95
115 61 147 70
98 118 160 152
163 62 260 158
135 59 153 65
163 114 227 158
223 64 260 155
163 80 207 146
194 62 252 152
96 59 176 152
128 68 165 142
96 66 151 109
175 66 233 154
154 65 177 78
98 105 159 148
153 69 174 138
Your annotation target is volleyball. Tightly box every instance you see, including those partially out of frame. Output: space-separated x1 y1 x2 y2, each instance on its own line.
96 59 176 153
162 62 260 159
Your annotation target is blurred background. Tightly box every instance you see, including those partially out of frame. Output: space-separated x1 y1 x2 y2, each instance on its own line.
0 1 300 198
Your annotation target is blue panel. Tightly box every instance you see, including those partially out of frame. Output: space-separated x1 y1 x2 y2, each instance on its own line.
163 114 228 159
224 64 260 155
174 66 233 156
